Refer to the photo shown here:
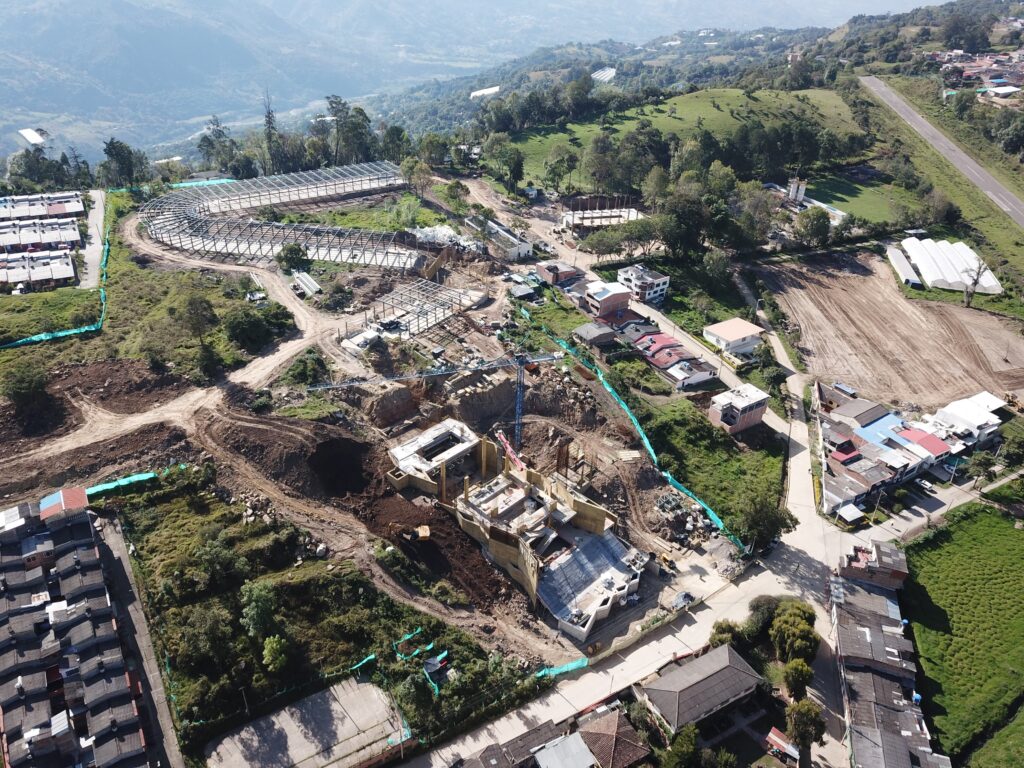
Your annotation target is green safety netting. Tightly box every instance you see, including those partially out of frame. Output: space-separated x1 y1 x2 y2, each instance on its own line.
0 226 111 350
85 472 158 498
520 307 743 549
535 657 588 678
349 654 377 671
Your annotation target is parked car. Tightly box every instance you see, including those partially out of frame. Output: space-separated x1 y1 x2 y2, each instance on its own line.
914 478 935 493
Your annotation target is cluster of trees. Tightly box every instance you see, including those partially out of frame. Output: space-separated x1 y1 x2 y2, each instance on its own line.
709 596 826 768
3 136 153 193
946 87 1024 161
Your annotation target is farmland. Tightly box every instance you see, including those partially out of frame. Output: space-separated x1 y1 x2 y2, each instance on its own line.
903 505 1024 761
512 87 864 186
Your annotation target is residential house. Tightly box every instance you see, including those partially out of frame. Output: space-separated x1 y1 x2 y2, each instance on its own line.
584 281 631 318
537 260 580 286
573 322 617 348
578 709 651 768
830 398 891 431
838 542 908 591
701 317 764 359
638 644 762 736
665 358 717 389
709 384 770 435
617 265 670 304
930 391 1005 447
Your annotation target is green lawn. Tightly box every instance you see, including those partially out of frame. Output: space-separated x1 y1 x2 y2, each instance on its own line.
970 709 1024 768
807 173 921 222
281 193 445 231
609 358 673 396
903 505 1024 760
0 191 287 380
513 88 864 186
641 397 785 535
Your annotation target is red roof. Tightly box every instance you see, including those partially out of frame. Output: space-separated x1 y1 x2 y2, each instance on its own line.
831 448 861 464
898 428 950 457
637 333 681 355
40 487 88 520
649 348 693 369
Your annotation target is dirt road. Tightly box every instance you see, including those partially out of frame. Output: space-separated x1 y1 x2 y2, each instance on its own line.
757 252 1024 408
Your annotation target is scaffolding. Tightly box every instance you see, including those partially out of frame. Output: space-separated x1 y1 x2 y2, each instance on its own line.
138 162 422 270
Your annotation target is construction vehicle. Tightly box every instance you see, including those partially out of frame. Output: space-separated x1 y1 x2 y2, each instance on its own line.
388 523 431 542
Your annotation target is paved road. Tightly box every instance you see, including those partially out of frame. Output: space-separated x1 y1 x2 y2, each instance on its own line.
79 189 106 289
97 513 186 768
859 76 1024 230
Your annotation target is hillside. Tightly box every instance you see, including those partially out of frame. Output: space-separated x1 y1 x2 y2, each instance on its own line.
510 88 864 186
0 0 928 158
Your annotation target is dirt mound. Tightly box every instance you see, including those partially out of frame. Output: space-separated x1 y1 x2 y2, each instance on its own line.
358 495 522 611
0 397 79 462
49 360 190 414
203 411 373 499
0 424 188 498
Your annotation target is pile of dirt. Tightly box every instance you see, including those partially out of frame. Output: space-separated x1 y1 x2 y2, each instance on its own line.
203 411 374 499
0 424 188 498
49 361 190 414
0 397 79 462
358 495 523 611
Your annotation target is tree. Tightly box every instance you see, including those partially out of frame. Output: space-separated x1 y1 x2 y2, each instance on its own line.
967 451 997 486
509 216 530 239
794 207 831 248
962 261 989 308
223 308 273 353
701 250 731 286
1002 435 1024 468
183 294 217 347
381 125 412 164
262 635 289 673
705 160 737 202
100 137 136 187
418 132 449 166
544 144 578 192
786 698 826 768
770 601 820 663
641 166 670 211
444 180 470 209
661 723 699 768
0 362 48 416
240 581 277 639
754 342 776 370
736 484 796 551
709 619 743 648
951 89 976 121
405 160 433 198
173 603 234 672
783 658 814 701
275 242 311 274
618 217 661 257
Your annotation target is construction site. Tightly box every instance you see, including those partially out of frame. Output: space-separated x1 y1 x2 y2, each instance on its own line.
755 250 1024 409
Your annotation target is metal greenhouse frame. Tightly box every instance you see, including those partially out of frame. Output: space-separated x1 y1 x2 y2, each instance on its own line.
139 162 422 269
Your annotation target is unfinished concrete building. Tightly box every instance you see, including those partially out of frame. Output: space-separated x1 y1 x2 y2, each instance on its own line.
387 419 648 641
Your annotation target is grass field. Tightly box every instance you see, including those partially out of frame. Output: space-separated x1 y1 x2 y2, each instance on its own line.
970 709 1024 767
857 79 1024 286
903 505 1024 760
807 173 921 222
641 397 785 535
513 88 864 186
0 192 286 380
281 193 445 231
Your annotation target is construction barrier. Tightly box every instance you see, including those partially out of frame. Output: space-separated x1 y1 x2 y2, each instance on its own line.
535 657 589 678
521 309 743 549
349 653 377 671
0 225 111 350
85 472 158 499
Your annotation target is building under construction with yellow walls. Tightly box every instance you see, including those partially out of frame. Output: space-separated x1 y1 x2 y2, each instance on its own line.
387 419 648 642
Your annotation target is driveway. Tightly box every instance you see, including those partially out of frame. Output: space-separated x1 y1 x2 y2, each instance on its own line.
79 188 106 289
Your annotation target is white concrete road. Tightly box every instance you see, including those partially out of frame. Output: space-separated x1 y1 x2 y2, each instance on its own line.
859 75 1024 231
79 188 106 289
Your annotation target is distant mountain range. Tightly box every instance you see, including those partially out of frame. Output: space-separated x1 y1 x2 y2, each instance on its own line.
0 0 928 159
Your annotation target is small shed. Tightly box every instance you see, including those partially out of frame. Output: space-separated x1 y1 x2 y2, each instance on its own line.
509 284 536 301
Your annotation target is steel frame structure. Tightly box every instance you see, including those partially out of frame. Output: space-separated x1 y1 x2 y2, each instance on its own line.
373 279 473 338
139 162 421 269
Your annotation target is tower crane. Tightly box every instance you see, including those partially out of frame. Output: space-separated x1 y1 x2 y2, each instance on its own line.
308 352 564 448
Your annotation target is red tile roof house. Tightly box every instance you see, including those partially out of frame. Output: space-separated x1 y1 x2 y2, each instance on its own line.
897 428 951 462
649 347 693 370
635 333 681 357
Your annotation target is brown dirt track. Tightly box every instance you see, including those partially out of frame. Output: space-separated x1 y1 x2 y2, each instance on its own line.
757 252 1024 408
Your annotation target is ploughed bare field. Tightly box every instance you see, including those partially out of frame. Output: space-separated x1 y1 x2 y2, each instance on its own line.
756 251 1024 409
